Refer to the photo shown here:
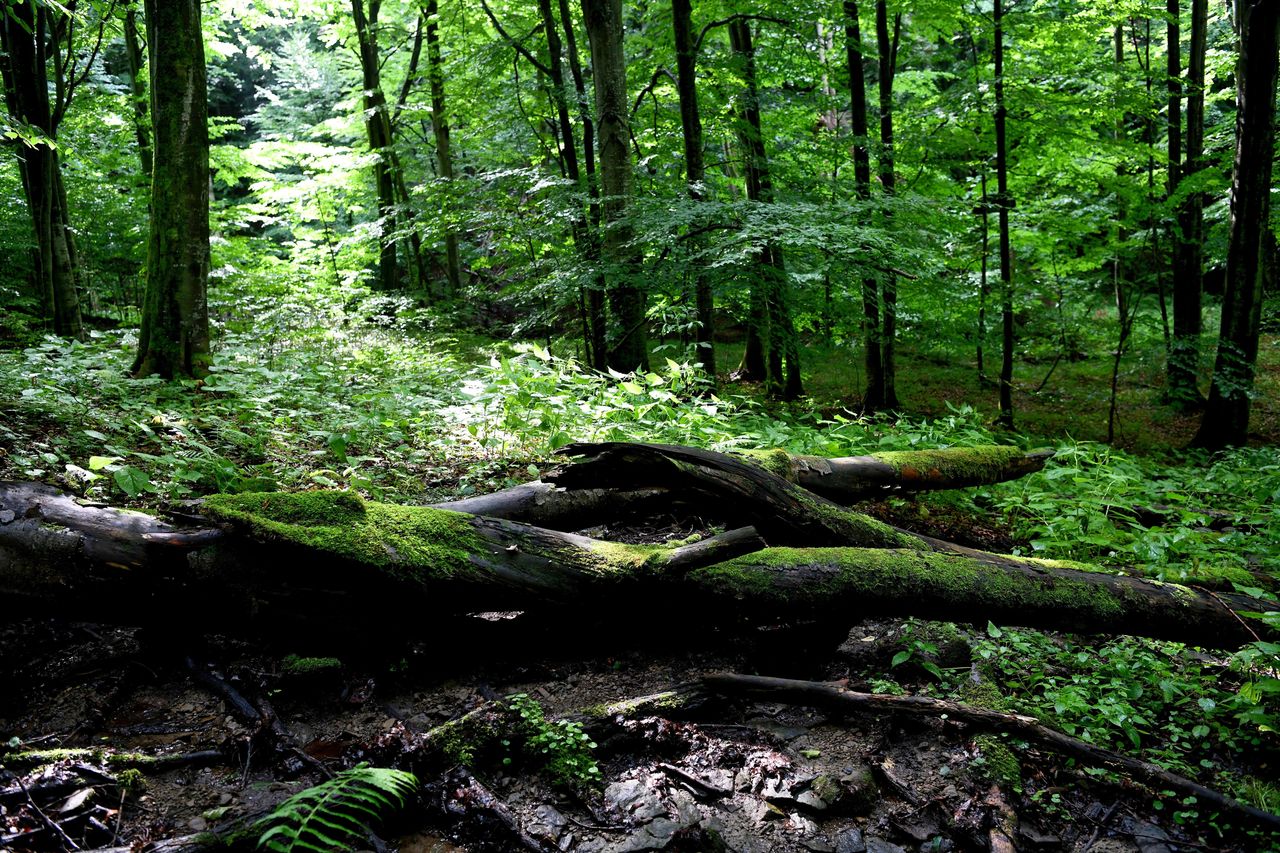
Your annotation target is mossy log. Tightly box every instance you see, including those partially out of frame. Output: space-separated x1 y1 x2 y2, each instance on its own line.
0 476 1274 648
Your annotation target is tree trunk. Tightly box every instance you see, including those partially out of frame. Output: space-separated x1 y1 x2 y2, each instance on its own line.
994 0 1015 430
0 1 83 339
352 0 400 291
131 0 210 379
844 1 884 409
1169 0 1208 407
558 0 607 371
1194 0 1279 449
124 3 152 179
424 0 461 296
671 0 715 380
730 20 801 400
582 0 647 373
0 455 1271 649
874 1 901 411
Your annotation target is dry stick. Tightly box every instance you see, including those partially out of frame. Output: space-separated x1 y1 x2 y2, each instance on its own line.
16 774 80 851
699 673 1280 833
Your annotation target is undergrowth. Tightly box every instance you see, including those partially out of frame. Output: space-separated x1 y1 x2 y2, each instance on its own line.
2 280 1278 829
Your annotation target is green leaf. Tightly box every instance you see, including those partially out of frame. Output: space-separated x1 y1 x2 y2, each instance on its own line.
890 650 912 668
113 466 152 498
88 455 120 471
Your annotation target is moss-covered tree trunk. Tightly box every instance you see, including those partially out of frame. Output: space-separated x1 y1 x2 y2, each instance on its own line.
582 0 648 373
2 441 1273 649
131 0 210 379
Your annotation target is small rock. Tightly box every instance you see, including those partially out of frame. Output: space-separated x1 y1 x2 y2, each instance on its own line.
919 839 954 853
804 838 836 853
526 804 568 846
865 838 908 853
604 778 665 822
835 828 867 853
797 790 829 812
1120 817 1175 853
187 816 208 831
218 792 233 805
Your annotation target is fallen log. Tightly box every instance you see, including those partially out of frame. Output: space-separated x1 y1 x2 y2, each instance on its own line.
0 477 1274 647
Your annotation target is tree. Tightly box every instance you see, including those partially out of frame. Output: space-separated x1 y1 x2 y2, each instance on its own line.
582 0 647 372
0 0 96 338
425 0 461 295
131 0 211 379
1165 0 1206 407
728 18 801 400
123 1 152 179
350 0 401 291
671 0 714 379
993 0 1014 430
1193 0 1279 449
870 0 901 412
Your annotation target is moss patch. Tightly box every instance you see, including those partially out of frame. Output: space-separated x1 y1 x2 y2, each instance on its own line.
873 446 1027 483
973 734 1021 787
281 654 342 676
688 547 1127 622
585 539 667 573
735 448 798 481
202 491 486 584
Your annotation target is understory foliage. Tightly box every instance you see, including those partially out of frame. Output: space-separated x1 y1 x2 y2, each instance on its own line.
254 765 417 852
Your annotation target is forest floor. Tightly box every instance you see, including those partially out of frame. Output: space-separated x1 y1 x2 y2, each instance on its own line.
2 304 1278 852
1 501 1247 853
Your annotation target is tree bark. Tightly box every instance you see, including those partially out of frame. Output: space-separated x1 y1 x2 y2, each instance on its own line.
352 0 401 291
1194 0 1279 449
671 0 716 379
993 0 1015 430
844 1 883 410
123 3 152 179
582 0 647 373
0 0 83 338
131 0 210 379
1166 0 1205 406
425 0 461 296
873 1 901 411
729 20 801 400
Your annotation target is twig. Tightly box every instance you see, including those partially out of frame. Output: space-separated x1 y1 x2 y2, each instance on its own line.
17 774 80 851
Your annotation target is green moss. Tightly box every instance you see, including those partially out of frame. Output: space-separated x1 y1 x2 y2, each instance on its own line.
585 539 667 573
689 547 1127 621
973 734 1021 787
791 488 923 549
735 448 798 481
202 491 486 584
873 446 1027 483
281 654 342 676
957 680 1009 712
117 768 146 794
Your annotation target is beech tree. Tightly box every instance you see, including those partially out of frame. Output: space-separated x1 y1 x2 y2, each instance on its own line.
0 0 102 338
131 0 210 379
1194 0 1279 449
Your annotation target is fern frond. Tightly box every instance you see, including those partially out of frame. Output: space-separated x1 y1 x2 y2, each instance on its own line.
255 765 418 852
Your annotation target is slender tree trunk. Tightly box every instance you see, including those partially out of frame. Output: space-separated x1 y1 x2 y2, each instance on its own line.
994 0 1015 430
874 1 901 411
672 0 715 380
1194 0 1279 448
978 174 990 382
1169 0 1207 406
425 0 461 296
352 0 400 291
730 20 801 400
0 2 82 338
582 0 648 372
132 0 210 379
558 0 606 370
844 1 883 409
123 3 152 179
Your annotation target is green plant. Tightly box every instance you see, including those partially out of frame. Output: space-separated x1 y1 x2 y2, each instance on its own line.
504 693 600 789
254 765 417 853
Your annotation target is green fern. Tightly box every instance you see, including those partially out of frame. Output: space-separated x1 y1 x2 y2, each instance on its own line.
255 765 418 852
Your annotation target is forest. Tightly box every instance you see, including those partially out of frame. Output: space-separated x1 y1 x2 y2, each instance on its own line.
0 0 1278 850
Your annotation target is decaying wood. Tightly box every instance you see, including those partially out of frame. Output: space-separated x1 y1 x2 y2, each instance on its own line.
698 673 1280 833
0 442 1274 648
